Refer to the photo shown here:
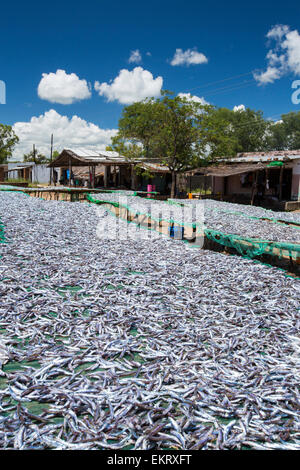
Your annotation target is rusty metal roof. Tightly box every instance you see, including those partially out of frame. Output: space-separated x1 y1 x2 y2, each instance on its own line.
187 162 270 177
234 151 300 162
72 166 106 178
139 162 170 173
48 148 134 167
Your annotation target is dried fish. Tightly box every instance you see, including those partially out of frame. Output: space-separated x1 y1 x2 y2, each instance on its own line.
0 190 299 450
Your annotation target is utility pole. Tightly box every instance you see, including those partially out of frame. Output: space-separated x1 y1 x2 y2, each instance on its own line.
32 144 36 183
50 134 53 186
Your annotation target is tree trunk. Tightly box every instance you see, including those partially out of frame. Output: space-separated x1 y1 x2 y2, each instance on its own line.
170 171 176 198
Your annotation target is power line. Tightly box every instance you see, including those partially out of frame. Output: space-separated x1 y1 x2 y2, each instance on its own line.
186 71 254 94
203 80 256 98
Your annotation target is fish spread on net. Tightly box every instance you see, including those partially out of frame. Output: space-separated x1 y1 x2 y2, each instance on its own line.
0 191 299 450
169 198 300 224
91 193 300 244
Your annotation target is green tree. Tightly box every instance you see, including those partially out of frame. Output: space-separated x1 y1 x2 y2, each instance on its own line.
24 149 49 164
208 107 269 154
265 121 288 151
51 150 60 160
106 135 143 161
112 92 240 196
266 112 300 150
0 124 19 163
114 91 216 197
195 108 238 161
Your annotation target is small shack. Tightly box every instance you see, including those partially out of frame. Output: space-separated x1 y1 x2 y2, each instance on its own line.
48 148 173 191
6 162 56 184
185 151 300 207
48 148 136 188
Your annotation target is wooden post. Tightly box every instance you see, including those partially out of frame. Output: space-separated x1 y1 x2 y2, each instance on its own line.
92 165 95 188
114 165 117 187
130 164 134 190
69 157 72 187
104 165 108 188
251 171 257 205
50 134 53 186
265 168 269 194
279 164 284 201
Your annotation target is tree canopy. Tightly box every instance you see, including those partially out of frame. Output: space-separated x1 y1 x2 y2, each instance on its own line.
24 149 49 164
112 91 239 196
266 111 300 151
207 107 269 154
0 124 19 163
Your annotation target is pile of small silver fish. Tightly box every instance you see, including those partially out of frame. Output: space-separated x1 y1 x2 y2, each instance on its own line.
169 198 300 225
0 191 299 450
92 193 300 244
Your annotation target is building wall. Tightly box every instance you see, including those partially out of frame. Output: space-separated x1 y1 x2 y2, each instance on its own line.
31 164 52 183
291 159 300 201
224 174 274 196
7 163 58 184
212 161 299 200
213 176 224 194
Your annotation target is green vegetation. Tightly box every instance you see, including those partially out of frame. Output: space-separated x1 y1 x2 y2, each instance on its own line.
24 149 49 164
266 111 300 150
6 177 28 183
110 91 237 197
0 124 19 163
110 91 300 198
191 188 212 195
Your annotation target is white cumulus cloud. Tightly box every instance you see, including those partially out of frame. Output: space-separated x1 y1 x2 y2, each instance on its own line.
94 67 163 104
12 109 117 160
170 48 208 66
38 69 91 104
128 50 142 63
254 25 300 85
178 92 209 105
233 104 246 112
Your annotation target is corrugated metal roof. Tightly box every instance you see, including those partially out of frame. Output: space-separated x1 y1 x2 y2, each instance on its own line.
187 163 268 177
234 151 300 162
139 162 170 173
7 165 34 172
48 148 132 167
72 166 106 178
65 148 123 159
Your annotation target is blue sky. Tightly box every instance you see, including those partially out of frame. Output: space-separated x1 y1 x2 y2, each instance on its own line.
1 0 300 158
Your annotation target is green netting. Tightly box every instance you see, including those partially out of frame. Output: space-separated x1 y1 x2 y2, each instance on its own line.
87 193 201 229
267 161 283 167
168 199 300 229
205 228 300 260
87 193 300 262
0 218 6 243
0 187 25 192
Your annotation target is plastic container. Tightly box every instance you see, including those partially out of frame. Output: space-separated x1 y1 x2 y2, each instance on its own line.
168 226 184 240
